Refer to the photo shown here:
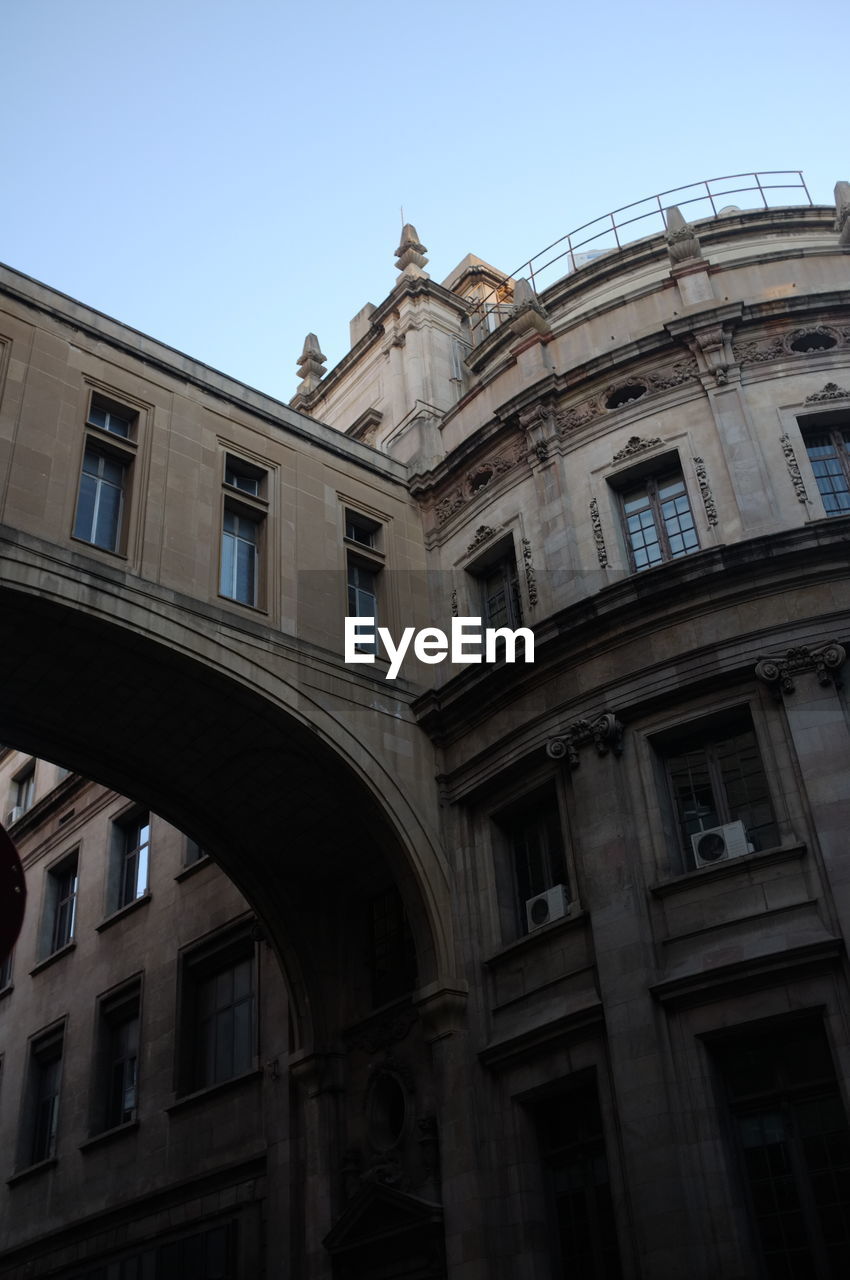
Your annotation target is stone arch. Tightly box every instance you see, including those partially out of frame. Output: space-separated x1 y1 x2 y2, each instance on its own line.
0 538 453 1051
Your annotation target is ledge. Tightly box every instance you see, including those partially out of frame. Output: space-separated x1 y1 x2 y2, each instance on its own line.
174 855 213 883
0 982 13 1001
484 908 588 968
7 1157 57 1187
96 893 151 932
79 1119 139 1152
29 941 76 976
479 1001 604 1071
649 938 844 1009
166 1068 262 1115
649 843 807 899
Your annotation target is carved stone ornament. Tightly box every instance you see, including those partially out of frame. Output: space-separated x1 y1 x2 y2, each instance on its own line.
692 457 718 526
518 399 556 461
295 332 327 394
611 436 663 465
395 222 429 278
467 525 497 554
589 497 609 568
546 713 624 768
780 434 808 503
805 382 850 403
558 399 601 433
509 276 551 336
345 1006 419 1055
755 641 846 699
732 336 786 365
665 205 702 265
521 537 538 607
434 445 525 525
450 588 458 618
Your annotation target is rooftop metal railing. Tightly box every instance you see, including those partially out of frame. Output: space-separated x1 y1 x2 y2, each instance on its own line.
469 171 813 342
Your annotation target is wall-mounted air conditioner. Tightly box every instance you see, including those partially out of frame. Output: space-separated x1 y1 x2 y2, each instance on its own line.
526 884 570 932
691 820 752 868
6 805 23 826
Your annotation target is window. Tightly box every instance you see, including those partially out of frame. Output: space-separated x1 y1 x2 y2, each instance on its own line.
184 837 207 866
712 1019 850 1279
94 984 140 1131
113 812 150 909
658 709 778 864
73 392 138 553
66 1223 234 1280
179 927 256 1094
0 950 12 990
480 553 522 628
11 761 35 819
344 509 385 653
535 1077 624 1279
22 1027 64 1166
500 789 568 932
368 886 417 1007
804 425 850 516
42 852 78 957
220 455 267 607
619 471 699 571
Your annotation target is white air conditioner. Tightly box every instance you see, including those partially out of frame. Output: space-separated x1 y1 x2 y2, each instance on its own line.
526 884 570 931
6 805 23 825
691 820 752 868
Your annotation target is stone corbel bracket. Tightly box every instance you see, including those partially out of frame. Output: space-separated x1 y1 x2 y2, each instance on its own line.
546 712 624 767
755 641 846 699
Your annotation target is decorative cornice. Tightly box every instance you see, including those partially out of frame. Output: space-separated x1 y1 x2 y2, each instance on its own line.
780 434 808 503
806 381 850 403
521 538 538 607
433 444 525 526
692 457 718 526
611 435 663 465
467 525 498 554
755 641 846 698
546 713 624 768
589 497 609 568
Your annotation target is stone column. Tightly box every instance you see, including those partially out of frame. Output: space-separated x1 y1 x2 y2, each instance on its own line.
288 1049 345 1280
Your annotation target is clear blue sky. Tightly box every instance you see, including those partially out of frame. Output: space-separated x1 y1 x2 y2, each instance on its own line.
2 0 844 405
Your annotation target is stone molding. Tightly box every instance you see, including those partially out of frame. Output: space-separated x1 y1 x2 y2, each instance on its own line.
557 356 698 435
521 537 538 607
755 641 846 698
546 713 624 768
611 435 663 465
467 524 498 555
805 381 850 403
779 434 809 502
589 498 609 568
692 457 718 526
733 324 850 367
433 444 525 526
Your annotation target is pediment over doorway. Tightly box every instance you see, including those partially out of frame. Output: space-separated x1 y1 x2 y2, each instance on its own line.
324 1180 446 1278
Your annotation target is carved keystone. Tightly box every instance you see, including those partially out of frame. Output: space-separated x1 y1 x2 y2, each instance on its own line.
546 713 624 768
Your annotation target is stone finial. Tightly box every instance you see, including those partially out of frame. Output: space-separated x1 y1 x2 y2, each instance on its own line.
835 181 850 247
394 223 429 279
296 333 327 395
508 277 550 337
665 205 702 265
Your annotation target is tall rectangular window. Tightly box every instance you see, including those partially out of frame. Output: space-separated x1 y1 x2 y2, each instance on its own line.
179 926 257 1094
344 509 384 654
499 788 569 933
95 984 140 1132
481 554 522 628
220 455 267 607
804 426 850 515
73 392 138 554
712 1019 850 1279
658 709 778 863
0 950 13 990
620 471 699 571
43 853 78 956
23 1028 64 1166
535 1078 624 1279
115 812 150 908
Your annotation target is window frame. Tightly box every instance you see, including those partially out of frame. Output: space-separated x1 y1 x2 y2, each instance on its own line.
176 922 258 1097
40 849 79 959
92 978 142 1134
11 759 36 819
495 783 571 937
343 505 387 653
464 531 525 632
72 389 140 556
19 1022 66 1169
219 453 269 610
799 415 850 518
108 809 152 913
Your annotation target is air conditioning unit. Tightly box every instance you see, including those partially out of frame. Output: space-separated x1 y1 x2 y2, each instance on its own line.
691 820 752 868
526 884 570 931
6 805 23 825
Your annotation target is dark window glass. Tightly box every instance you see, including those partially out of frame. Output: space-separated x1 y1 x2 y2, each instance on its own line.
49 859 77 953
505 793 568 919
88 404 133 438
537 1080 624 1279
345 513 377 546
220 509 259 605
117 814 150 908
195 955 255 1088
621 473 699 571
805 428 850 516
664 716 778 856
348 560 379 652
714 1021 850 1279
100 995 140 1129
224 460 261 495
28 1034 63 1164
481 555 522 628
74 448 126 550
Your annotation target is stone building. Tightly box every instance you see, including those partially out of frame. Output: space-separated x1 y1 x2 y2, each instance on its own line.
1 171 850 1279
